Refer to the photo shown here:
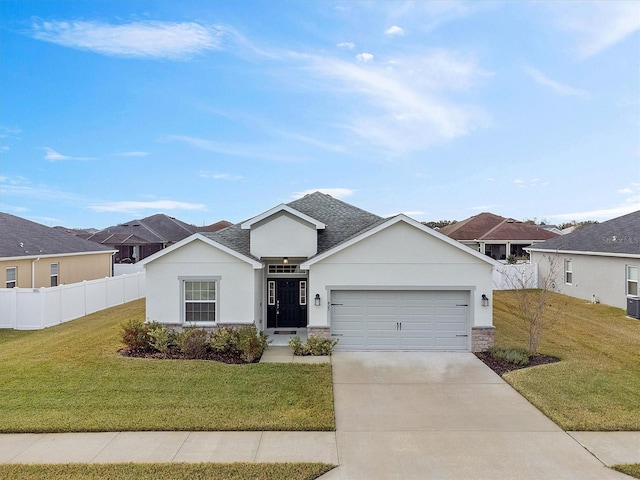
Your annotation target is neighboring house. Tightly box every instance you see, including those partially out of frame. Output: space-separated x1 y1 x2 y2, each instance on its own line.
81 213 198 264
527 210 640 311
141 192 499 352
438 212 559 261
0 212 115 288
196 220 233 233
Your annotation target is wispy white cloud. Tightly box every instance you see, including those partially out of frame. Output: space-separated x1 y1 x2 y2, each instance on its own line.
29 20 224 59
114 151 150 157
524 65 588 97
42 147 94 161
618 187 633 194
356 52 374 63
550 2 640 59
199 172 244 181
471 204 500 211
514 178 549 189
301 49 490 153
337 42 354 50
89 199 206 213
163 134 307 163
291 188 354 200
0 175 83 202
385 25 405 37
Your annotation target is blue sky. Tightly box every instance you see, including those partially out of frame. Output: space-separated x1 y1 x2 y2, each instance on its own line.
1 1 639 229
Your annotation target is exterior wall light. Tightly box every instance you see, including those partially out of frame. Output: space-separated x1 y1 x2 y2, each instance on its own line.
481 294 489 307
282 257 289 264
314 294 321 306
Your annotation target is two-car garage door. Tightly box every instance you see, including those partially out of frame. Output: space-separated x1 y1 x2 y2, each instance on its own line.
330 290 469 351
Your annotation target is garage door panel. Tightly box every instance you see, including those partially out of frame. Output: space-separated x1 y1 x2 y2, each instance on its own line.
332 290 469 351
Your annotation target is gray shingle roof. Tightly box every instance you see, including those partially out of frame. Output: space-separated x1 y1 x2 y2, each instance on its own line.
0 212 114 258
527 210 640 256
87 213 197 245
202 192 383 260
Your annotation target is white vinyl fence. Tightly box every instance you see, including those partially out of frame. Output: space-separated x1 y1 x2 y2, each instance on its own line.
493 263 538 290
113 263 145 276
0 272 145 330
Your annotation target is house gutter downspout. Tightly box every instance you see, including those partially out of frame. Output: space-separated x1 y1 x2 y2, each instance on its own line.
31 257 40 288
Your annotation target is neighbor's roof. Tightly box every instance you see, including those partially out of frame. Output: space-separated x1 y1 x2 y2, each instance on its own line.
202 192 383 260
86 213 197 246
527 210 640 256
0 212 114 258
438 212 558 241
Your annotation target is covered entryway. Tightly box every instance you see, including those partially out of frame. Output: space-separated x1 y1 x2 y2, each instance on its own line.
330 290 469 350
266 278 308 329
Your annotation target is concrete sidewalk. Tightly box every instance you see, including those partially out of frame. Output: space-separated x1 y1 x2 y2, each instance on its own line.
0 431 338 465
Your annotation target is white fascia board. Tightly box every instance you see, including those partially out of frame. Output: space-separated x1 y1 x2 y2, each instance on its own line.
301 215 500 269
240 204 326 230
525 247 640 259
0 250 117 262
139 233 263 269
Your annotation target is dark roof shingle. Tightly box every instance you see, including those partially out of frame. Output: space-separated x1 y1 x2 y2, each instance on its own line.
528 210 640 256
203 192 383 259
0 212 114 258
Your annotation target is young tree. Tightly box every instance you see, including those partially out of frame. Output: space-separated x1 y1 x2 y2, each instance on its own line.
497 254 564 354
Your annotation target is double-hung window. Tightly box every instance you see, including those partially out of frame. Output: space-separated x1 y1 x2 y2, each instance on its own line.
6 267 16 288
564 259 573 284
50 263 59 287
183 279 217 323
627 266 638 296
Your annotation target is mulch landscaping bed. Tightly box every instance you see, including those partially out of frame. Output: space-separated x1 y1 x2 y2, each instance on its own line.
118 347 258 364
475 352 560 376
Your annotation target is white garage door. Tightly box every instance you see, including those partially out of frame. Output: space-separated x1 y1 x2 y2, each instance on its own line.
331 290 469 351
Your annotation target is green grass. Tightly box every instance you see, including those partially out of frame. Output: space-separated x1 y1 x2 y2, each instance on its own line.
0 463 335 480
0 300 335 433
493 290 640 431
612 464 640 479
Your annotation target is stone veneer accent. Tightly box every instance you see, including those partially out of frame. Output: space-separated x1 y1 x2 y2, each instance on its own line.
307 326 331 339
471 326 495 352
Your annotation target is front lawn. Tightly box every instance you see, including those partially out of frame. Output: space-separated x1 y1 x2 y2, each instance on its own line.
493 291 640 431
0 463 335 480
0 300 335 432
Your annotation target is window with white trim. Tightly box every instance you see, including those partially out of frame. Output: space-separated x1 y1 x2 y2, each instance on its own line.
268 264 299 274
564 259 573 284
627 265 638 296
299 281 307 305
50 263 59 287
268 280 276 305
184 280 217 323
6 267 16 288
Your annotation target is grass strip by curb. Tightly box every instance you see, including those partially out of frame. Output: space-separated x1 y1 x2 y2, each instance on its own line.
0 462 336 480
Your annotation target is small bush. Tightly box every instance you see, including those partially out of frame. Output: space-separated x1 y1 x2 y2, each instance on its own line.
174 327 208 359
120 319 151 350
487 346 530 366
289 336 338 356
209 326 238 353
147 322 172 354
236 326 268 363
210 325 268 363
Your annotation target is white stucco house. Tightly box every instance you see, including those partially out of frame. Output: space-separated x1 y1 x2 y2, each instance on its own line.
527 210 640 312
141 193 499 351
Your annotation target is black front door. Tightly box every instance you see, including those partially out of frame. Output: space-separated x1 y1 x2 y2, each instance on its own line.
267 279 307 328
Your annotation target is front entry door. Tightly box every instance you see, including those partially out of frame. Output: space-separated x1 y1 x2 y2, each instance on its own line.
267 279 307 328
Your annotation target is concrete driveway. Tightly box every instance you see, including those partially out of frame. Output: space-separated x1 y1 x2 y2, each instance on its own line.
325 352 629 480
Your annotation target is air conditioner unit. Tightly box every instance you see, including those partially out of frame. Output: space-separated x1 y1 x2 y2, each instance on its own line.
627 296 640 320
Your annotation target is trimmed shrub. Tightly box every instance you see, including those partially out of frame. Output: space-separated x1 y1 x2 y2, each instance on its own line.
120 319 151 351
174 327 208 359
209 326 238 353
236 326 268 363
147 323 172 354
289 336 338 356
210 325 268 363
487 346 530 366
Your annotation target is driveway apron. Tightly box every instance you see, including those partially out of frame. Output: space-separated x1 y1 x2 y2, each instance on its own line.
328 352 628 480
